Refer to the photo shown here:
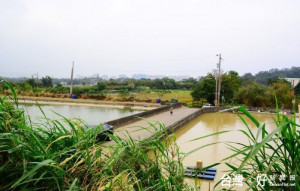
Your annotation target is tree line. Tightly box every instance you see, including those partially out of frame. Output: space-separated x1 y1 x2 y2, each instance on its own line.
191 70 299 109
1 67 299 108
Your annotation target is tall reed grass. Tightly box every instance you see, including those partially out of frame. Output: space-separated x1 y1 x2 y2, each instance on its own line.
0 80 192 190
214 105 299 190
2 79 298 190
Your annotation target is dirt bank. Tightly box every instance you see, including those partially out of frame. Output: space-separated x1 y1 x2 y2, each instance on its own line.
18 97 160 111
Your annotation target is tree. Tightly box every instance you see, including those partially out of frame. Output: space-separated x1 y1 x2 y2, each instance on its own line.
41 76 52 87
295 82 300 95
97 82 106 92
191 71 241 105
178 78 198 90
221 71 241 103
161 77 177 89
266 77 290 86
234 82 269 107
26 78 36 87
191 74 215 104
269 82 293 108
118 88 130 99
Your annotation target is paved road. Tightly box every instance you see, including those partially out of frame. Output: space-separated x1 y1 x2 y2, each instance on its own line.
104 106 200 145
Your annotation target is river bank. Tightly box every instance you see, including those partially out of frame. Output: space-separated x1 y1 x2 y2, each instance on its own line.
18 96 160 110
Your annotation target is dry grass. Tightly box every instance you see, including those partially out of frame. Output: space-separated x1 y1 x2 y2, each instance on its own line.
112 90 193 103
13 90 193 104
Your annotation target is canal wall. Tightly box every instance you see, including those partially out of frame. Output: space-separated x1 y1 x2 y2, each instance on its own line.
150 106 228 139
245 106 292 114
106 103 183 128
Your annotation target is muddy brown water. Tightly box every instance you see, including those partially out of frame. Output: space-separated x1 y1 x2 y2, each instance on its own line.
173 112 299 190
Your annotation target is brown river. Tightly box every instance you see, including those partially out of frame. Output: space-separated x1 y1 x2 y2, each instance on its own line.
173 112 299 190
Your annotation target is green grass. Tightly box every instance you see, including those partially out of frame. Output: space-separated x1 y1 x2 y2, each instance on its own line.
2 80 298 190
212 104 300 190
0 81 192 190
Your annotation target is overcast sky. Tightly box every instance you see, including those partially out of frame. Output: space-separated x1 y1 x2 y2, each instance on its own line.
1 0 299 78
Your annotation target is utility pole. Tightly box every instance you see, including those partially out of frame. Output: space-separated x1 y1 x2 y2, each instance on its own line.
36 72 39 88
32 73 39 88
215 70 218 106
216 54 222 106
70 62 74 96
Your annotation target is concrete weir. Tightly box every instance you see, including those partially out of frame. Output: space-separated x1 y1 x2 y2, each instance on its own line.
105 104 226 144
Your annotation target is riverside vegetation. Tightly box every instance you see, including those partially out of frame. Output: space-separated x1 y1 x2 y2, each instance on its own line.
214 106 299 190
1 66 300 108
0 81 191 190
1 80 299 190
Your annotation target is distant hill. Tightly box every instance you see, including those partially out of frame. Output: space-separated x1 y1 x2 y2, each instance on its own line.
241 66 300 84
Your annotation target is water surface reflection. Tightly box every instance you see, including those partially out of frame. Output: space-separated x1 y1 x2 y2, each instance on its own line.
20 104 142 124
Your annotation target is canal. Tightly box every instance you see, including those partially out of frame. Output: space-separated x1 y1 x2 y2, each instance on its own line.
20 103 142 125
173 112 299 190
20 103 298 190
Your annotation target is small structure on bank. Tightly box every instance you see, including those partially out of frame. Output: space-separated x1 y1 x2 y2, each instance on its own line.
184 161 217 180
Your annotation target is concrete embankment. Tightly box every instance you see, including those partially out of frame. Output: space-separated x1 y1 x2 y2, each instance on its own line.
106 103 183 127
104 106 227 145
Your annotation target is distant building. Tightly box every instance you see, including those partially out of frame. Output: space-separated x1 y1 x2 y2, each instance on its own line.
118 74 128 79
132 74 148 79
285 78 300 87
101 75 109 80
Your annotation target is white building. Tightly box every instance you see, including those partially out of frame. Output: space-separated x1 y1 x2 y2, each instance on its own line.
285 78 300 87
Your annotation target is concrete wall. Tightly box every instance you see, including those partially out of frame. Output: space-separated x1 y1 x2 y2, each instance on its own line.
106 103 183 128
245 106 291 114
148 106 227 140
164 107 226 136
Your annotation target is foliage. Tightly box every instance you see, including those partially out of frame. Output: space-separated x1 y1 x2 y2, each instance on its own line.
241 66 300 85
0 81 191 190
191 74 215 103
191 71 241 104
97 81 106 92
220 71 241 104
49 84 70 94
18 82 34 93
26 78 37 87
177 78 198 90
266 77 290 86
215 105 300 190
269 82 293 109
118 88 130 99
235 82 294 108
136 86 151 93
41 76 53 87
234 82 270 107
295 82 300 95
